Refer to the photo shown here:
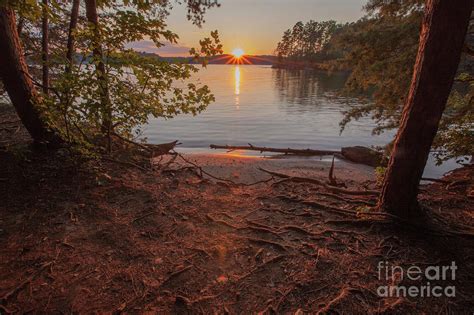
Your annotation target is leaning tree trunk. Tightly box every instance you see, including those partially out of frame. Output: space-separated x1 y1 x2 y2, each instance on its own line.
0 7 61 146
84 0 112 151
41 0 49 94
378 0 473 218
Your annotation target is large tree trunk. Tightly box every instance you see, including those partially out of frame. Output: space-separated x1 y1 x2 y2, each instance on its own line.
84 0 112 149
378 0 473 218
65 0 80 74
41 0 49 94
0 7 61 146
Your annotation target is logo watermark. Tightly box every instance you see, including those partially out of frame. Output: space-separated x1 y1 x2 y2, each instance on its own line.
377 261 457 298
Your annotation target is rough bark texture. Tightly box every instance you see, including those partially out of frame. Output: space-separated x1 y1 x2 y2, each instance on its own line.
378 0 473 218
0 7 61 146
65 0 80 74
41 0 49 94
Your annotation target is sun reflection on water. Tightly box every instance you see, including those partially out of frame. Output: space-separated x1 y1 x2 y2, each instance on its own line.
234 66 241 95
234 66 241 108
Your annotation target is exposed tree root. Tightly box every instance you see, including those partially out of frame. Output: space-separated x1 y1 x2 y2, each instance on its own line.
238 255 289 281
316 286 357 314
242 237 290 252
205 214 240 229
259 168 379 196
316 191 376 206
174 152 273 186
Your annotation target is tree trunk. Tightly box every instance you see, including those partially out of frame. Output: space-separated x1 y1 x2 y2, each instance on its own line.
41 0 49 94
84 0 112 148
62 0 80 141
378 0 473 218
65 0 80 74
0 7 61 146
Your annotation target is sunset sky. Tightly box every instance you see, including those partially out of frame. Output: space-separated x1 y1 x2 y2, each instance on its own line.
129 0 367 56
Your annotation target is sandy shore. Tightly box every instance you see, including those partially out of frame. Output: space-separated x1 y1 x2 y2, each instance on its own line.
161 151 377 186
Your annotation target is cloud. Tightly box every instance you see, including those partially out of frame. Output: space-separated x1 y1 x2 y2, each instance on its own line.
126 40 191 57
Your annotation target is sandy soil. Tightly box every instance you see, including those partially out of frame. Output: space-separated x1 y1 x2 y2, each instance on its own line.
160 152 376 185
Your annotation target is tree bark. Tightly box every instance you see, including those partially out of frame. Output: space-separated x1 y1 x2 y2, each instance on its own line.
378 0 473 218
65 0 80 74
84 0 112 146
0 7 61 146
41 0 49 94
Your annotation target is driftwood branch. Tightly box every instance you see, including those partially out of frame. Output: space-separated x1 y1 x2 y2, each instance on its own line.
210 143 340 156
112 132 179 157
210 143 384 167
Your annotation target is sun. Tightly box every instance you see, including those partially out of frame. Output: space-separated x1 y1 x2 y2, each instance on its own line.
232 48 245 58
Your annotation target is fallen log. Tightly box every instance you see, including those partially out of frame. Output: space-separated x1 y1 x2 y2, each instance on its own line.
147 140 179 157
112 132 179 157
341 146 384 167
210 143 384 167
210 143 340 156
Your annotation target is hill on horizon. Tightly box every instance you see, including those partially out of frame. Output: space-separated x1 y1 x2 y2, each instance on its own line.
139 52 278 65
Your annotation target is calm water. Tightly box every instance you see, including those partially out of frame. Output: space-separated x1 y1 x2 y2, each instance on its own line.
144 65 458 178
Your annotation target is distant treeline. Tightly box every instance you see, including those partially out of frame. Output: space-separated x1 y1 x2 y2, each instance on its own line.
274 20 346 69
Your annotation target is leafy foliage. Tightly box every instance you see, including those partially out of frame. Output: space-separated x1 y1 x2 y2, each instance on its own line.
4 0 222 151
327 1 424 135
336 1 473 163
275 20 343 63
275 0 473 163
335 12 422 135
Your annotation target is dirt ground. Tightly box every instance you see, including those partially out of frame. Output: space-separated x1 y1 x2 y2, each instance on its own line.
1 105 474 314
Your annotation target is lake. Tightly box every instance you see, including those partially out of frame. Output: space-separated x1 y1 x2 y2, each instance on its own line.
143 65 459 178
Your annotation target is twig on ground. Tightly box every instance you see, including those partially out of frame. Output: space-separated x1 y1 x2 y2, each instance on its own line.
238 255 289 281
205 214 240 229
160 265 193 287
132 211 159 223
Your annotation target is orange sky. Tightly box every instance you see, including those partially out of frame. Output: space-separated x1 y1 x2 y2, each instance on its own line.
129 0 366 56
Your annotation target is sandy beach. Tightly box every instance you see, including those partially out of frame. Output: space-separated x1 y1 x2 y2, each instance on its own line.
160 151 377 187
